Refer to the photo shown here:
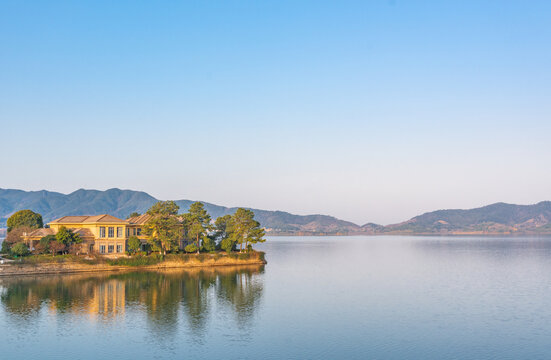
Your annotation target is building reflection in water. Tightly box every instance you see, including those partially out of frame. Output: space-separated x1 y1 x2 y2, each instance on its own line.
0 265 264 334
89 279 126 317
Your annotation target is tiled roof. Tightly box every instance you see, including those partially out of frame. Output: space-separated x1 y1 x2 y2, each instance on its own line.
50 216 90 223
84 214 126 223
26 228 55 238
24 227 94 239
50 214 126 224
127 214 153 225
71 228 95 238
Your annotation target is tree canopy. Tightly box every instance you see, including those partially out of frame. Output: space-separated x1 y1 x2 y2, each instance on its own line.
182 202 212 254
2 226 33 254
144 201 182 255
214 214 235 252
147 201 179 216
229 208 266 252
10 242 29 257
127 235 141 253
7 210 43 232
127 212 141 219
35 235 56 255
55 226 82 245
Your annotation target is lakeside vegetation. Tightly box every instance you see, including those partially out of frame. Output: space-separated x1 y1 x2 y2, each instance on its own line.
6 251 265 267
0 202 266 265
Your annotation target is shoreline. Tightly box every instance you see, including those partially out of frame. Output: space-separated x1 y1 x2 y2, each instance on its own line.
0 252 267 277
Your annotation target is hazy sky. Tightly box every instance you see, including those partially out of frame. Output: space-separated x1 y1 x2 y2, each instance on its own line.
1 1 550 225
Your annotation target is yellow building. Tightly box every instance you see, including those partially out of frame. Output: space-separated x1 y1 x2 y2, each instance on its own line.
23 214 151 254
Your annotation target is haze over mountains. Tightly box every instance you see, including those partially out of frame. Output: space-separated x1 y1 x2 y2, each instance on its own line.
0 188 550 235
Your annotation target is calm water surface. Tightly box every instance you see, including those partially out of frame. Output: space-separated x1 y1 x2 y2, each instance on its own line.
2 236 551 359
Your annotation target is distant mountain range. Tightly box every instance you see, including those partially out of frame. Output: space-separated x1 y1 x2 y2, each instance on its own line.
378 201 551 235
0 188 356 235
0 188 550 236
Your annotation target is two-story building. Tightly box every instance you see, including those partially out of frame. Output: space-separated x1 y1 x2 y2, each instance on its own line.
23 214 152 254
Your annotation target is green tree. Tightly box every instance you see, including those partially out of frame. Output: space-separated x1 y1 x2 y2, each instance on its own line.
3 226 32 254
214 215 232 240
127 212 141 219
127 235 142 254
55 226 81 246
220 236 236 253
32 242 47 255
202 236 216 252
10 242 30 257
39 234 56 249
184 243 198 253
230 208 266 252
35 234 56 255
7 210 43 232
183 202 212 254
215 214 235 252
144 201 182 255
1 240 11 254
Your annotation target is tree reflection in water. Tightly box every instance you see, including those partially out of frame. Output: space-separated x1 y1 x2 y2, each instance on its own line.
0 265 264 337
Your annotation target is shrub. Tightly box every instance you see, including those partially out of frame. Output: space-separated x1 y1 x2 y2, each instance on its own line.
68 243 84 255
11 242 30 257
184 243 198 253
1 240 11 254
56 226 81 245
220 237 236 253
32 242 47 255
40 234 55 247
4 227 32 249
127 236 141 253
49 241 67 255
202 236 216 252
38 235 55 254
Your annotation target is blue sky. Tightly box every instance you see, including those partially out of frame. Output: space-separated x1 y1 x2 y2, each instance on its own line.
1 0 550 224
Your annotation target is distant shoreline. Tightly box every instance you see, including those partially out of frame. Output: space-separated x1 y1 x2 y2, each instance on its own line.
266 232 551 237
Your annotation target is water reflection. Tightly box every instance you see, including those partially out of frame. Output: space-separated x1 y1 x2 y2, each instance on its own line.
0 265 264 336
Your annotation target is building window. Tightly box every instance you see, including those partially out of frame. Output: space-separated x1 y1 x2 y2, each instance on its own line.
117 227 123 238
99 245 106 254
133 228 136 236
137 228 142 236
126 228 130 237
108 245 114 253
100 227 106 238
108 227 114 238
117 244 123 253
89 244 94 253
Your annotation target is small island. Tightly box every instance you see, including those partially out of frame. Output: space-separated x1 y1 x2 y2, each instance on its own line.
0 202 266 276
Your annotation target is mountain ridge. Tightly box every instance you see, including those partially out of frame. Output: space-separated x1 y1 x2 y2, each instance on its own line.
379 201 551 235
0 188 550 235
0 188 357 234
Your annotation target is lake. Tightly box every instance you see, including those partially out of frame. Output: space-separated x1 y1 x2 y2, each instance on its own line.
2 235 551 359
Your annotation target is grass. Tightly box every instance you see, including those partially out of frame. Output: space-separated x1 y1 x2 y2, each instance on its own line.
17 254 103 265
108 251 264 266
8 250 266 267
107 254 163 266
